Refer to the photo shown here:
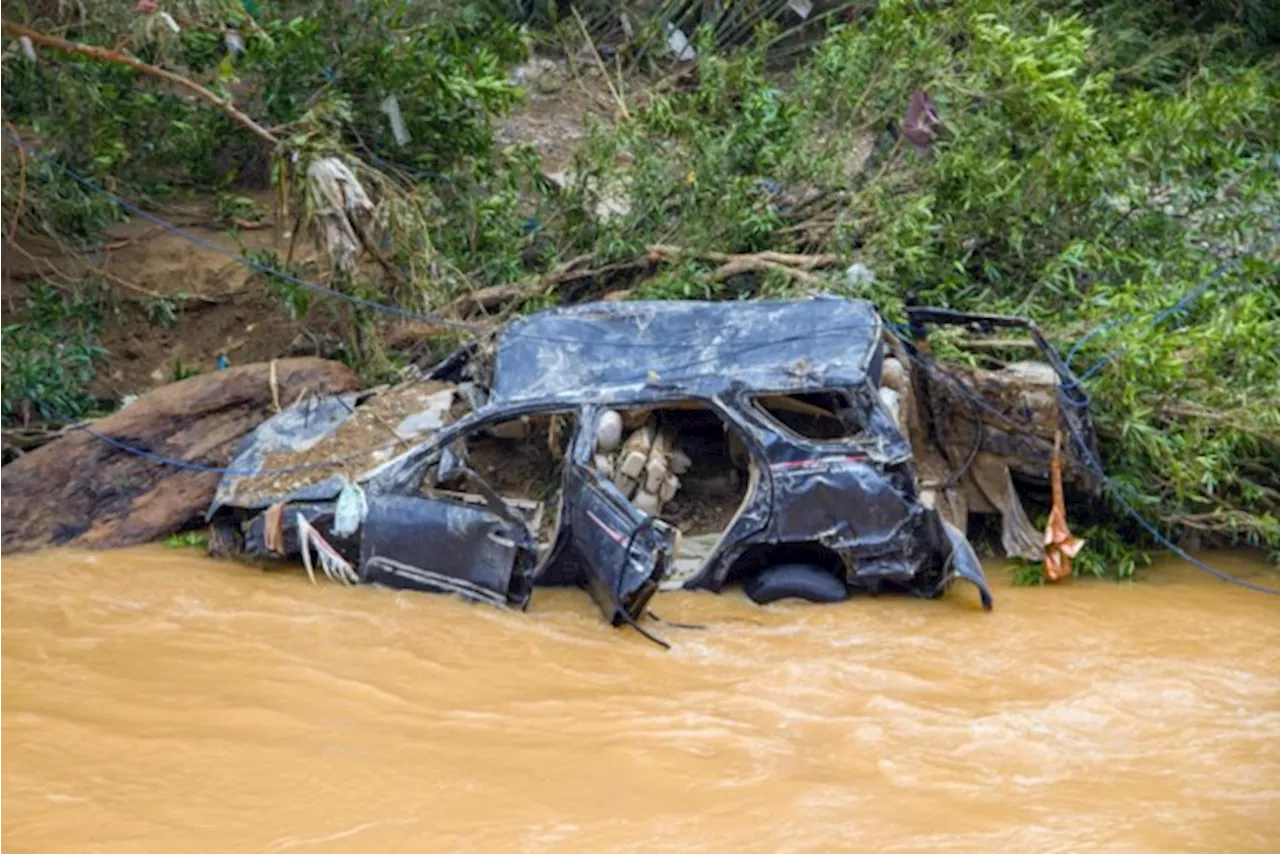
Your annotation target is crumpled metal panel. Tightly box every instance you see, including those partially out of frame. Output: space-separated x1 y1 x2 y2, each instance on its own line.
491 297 882 406
210 385 456 516
554 461 677 623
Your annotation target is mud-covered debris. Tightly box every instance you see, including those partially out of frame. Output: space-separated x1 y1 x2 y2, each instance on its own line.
220 379 457 509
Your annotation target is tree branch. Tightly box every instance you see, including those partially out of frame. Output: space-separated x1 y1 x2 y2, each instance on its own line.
1 20 280 148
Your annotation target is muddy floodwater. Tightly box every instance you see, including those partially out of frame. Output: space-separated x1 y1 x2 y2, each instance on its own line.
3 547 1278 853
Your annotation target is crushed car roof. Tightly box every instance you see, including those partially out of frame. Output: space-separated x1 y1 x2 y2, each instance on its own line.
490 297 883 405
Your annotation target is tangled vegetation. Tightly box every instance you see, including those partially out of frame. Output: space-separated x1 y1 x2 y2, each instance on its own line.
2 0 1277 570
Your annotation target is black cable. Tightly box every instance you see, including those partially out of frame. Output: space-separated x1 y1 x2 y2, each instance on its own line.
646 610 708 630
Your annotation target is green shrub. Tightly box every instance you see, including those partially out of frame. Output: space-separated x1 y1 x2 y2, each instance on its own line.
1 283 107 426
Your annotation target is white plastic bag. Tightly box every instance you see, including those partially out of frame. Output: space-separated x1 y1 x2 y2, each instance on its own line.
332 479 368 539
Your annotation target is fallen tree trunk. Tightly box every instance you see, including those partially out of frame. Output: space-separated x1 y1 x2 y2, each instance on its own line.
0 359 361 553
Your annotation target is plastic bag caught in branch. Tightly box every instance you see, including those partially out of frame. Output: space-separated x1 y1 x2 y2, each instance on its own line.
379 95 411 148
306 157 375 276
224 28 245 59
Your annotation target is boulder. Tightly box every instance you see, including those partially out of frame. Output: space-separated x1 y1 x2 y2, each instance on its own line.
1 358 361 552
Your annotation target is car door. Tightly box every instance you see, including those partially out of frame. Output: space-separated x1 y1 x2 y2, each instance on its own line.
555 406 678 625
358 446 539 608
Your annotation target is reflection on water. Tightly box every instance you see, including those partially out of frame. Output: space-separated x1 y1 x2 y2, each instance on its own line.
3 546 1278 853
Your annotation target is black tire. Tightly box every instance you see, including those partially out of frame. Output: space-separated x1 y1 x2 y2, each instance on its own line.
744 563 848 605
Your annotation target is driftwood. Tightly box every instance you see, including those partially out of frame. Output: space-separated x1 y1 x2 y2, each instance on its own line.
0 358 361 553
448 246 845 319
647 244 843 287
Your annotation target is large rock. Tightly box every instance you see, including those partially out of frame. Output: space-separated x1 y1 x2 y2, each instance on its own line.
1 359 361 552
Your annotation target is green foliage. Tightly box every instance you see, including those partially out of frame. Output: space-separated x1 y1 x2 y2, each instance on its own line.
497 0 1279 560
2 1 527 204
527 0 862 63
212 193 261 227
245 250 312 319
243 1 528 171
165 529 210 549
170 359 203 382
2 156 124 246
1 283 107 426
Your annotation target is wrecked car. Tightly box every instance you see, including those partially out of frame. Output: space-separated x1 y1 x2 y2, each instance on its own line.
207 296 994 632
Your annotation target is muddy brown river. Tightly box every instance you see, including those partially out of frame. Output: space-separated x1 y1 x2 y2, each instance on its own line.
3 547 1278 852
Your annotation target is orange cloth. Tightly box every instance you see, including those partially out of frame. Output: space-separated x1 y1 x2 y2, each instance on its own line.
1044 432 1085 581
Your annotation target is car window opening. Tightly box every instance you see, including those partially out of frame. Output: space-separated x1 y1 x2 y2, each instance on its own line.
754 391 866 441
592 402 753 585
425 413 575 562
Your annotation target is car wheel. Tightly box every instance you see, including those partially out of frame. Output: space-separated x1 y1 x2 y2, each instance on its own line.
744 563 848 605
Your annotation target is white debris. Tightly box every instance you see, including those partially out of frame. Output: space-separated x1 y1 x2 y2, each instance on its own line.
224 29 244 58
594 453 614 477
544 169 632 222
633 489 661 515
306 157 376 275
379 94 411 147
394 388 456 438
787 0 814 19
159 11 180 33
613 470 637 497
844 262 877 290
332 479 368 538
658 473 680 504
619 422 654 479
644 456 667 494
607 420 685 515
664 23 696 61
509 57 563 93
18 35 36 62
878 387 902 429
298 514 358 585
670 449 692 476
880 357 904 392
